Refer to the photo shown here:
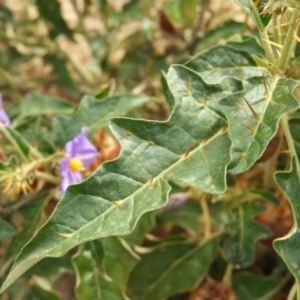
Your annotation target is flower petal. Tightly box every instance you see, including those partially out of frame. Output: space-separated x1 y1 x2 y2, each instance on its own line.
60 157 71 177
0 93 11 126
65 127 98 167
61 169 82 193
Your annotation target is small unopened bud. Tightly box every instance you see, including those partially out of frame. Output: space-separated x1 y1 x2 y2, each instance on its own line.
162 193 189 211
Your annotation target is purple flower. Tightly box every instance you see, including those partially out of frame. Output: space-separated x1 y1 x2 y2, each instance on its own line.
0 93 11 126
60 128 99 193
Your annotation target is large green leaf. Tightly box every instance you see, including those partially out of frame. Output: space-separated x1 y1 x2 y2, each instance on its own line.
53 94 150 147
273 157 300 290
223 202 272 268
218 77 299 174
185 45 265 84
0 63 237 292
128 235 218 300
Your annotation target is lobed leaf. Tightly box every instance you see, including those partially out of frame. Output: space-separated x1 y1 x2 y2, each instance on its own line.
185 45 265 84
273 157 300 289
232 272 282 300
218 77 299 174
0 63 237 293
223 202 272 268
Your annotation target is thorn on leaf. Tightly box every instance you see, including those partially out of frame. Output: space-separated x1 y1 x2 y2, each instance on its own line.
244 98 261 121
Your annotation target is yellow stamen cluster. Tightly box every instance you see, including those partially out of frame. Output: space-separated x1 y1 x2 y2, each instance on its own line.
0 167 32 198
68 158 83 171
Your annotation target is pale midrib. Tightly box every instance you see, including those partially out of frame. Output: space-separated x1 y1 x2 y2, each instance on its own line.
52 126 227 240
10 125 228 270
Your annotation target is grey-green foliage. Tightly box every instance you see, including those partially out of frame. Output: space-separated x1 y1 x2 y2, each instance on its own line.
0 44 298 295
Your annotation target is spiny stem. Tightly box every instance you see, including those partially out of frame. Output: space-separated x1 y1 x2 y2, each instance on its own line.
278 9 299 72
281 115 299 168
249 1 275 64
260 29 276 64
272 14 281 47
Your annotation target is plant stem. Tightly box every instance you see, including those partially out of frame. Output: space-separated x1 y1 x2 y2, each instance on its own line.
287 281 298 300
281 115 299 167
260 29 276 64
35 170 60 184
250 1 275 64
278 9 299 72
222 263 233 284
272 14 281 47
200 195 211 238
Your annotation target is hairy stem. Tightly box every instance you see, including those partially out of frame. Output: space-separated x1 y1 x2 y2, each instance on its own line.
278 9 299 72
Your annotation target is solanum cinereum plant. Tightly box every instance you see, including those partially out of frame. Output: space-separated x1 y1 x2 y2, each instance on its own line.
1 0 300 299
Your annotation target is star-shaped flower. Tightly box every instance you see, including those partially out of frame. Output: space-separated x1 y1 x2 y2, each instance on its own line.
0 93 11 126
60 128 99 193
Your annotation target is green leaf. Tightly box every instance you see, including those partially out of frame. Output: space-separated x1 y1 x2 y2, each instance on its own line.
73 238 138 300
185 45 265 84
72 246 102 300
5 194 50 262
250 188 279 205
16 117 55 154
227 36 265 56
53 94 150 147
0 123 33 161
235 0 270 30
232 272 282 300
196 21 248 52
31 276 63 300
0 218 16 241
218 77 299 174
36 0 73 40
128 235 218 300
72 213 155 299
19 92 74 119
162 0 198 28
273 157 300 289
0 63 236 292
44 55 77 91
223 202 272 268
